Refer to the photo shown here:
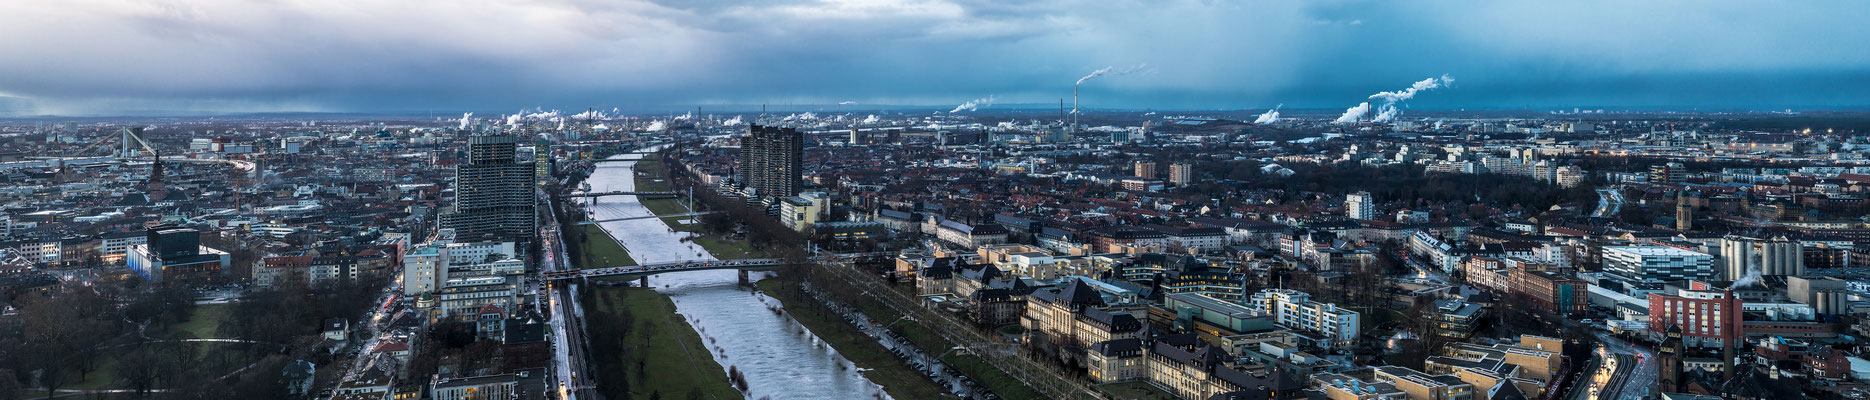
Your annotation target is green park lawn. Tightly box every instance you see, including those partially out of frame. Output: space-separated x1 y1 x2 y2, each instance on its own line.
577 225 638 268
1099 381 1179 400
586 286 740 400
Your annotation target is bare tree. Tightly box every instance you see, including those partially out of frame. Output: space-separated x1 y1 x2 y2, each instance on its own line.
115 347 162 396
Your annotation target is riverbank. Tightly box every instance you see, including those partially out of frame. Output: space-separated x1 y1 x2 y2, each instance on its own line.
576 146 888 398
632 152 767 260
581 285 740 400
564 149 726 398
815 267 1050 399
756 279 950 399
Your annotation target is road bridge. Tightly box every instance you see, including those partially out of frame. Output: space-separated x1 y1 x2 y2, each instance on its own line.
541 252 893 281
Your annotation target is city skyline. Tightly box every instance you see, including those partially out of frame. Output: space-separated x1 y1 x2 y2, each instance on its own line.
4 1 1870 116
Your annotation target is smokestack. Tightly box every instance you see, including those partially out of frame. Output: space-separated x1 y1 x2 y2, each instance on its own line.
1073 85 1079 133
1723 289 1736 381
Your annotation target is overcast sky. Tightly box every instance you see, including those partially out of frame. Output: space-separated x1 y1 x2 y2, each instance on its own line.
2 0 1868 116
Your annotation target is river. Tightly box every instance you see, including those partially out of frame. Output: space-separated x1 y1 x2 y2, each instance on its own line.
580 150 890 400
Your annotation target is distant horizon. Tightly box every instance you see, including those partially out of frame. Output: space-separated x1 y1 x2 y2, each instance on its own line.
5 1 1870 117
4 103 1868 121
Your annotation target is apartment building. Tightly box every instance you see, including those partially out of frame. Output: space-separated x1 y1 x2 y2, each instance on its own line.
1248 289 1360 347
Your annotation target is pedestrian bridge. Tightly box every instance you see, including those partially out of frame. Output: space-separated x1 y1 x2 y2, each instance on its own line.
541 252 894 281
576 211 719 224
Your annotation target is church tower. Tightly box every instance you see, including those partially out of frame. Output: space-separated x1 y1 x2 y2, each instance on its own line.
1674 190 1693 231
1657 324 1685 393
146 150 167 202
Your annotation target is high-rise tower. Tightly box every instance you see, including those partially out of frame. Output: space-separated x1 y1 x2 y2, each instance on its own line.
1133 161 1157 179
1169 162 1194 185
1346 191 1375 221
440 135 537 244
736 125 803 200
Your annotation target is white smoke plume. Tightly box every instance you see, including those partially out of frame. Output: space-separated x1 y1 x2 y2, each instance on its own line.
1253 104 1283 124
457 112 473 130
571 110 606 121
1336 74 1455 124
592 123 610 131
555 117 565 130
861 115 880 124
644 120 667 131
949 95 997 113
1732 267 1764 288
722 116 743 126
1372 107 1401 123
1076 64 1149 85
504 113 523 127
1335 102 1372 124
838 101 856 105
674 112 693 121
1369 75 1453 103
523 109 560 120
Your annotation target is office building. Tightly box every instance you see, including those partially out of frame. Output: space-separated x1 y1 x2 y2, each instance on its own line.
1647 284 1744 347
1603 246 1716 282
1346 191 1375 220
780 192 829 232
126 226 230 283
402 240 518 296
1649 162 1685 184
439 135 537 245
737 125 804 200
1169 162 1194 185
1720 235 1803 280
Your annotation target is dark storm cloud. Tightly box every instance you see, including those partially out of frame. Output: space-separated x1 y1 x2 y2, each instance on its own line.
1 0 1866 115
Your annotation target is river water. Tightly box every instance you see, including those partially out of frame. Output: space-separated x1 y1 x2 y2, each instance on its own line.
580 150 890 400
